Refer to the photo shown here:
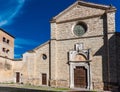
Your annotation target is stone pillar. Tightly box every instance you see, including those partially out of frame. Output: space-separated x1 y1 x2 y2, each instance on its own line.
50 21 57 87
50 40 57 87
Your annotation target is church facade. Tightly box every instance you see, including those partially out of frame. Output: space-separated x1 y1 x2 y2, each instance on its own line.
21 0 118 90
0 0 120 91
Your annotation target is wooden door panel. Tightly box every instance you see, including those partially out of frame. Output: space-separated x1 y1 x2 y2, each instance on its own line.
42 74 47 85
74 66 87 88
16 72 20 83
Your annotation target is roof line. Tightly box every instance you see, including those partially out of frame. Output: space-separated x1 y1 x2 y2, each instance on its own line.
34 40 50 50
23 40 50 54
52 0 116 21
0 28 15 38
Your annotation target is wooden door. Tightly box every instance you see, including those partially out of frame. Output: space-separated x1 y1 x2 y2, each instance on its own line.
74 66 87 88
16 72 20 83
42 73 47 85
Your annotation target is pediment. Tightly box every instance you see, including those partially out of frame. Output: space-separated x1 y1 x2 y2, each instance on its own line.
51 1 116 23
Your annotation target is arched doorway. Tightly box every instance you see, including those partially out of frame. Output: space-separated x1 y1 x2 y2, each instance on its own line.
69 53 92 89
69 43 92 89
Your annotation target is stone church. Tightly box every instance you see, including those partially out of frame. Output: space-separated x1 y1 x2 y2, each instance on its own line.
0 0 120 91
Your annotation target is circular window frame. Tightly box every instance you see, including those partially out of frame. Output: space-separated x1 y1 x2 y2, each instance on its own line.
42 54 47 60
73 22 87 37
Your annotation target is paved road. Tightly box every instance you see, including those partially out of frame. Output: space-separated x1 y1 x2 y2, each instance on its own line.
0 87 55 92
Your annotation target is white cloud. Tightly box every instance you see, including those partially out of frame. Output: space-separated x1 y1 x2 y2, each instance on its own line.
0 21 8 26
0 0 25 26
15 38 39 46
14 38 39 58
14 45 23 49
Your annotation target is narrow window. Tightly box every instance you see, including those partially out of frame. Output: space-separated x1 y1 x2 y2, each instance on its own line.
7 39 9 44
6 49 9 53
2 48 5 52
3 37 6 42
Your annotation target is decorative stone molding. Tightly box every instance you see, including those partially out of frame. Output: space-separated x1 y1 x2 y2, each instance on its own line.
69 43 91 62
69 43 92 89
69 62 92 89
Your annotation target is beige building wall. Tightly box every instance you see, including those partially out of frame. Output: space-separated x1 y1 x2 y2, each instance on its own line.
34 41 50 86
20 41 50 86
0 29 14 59
0 57 14 83
12 59 25 83
0 29 14 83
21 51 36 85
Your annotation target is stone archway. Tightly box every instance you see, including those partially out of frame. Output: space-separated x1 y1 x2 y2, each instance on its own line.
69 43 92 89
69 62 91 89
74 54 87 61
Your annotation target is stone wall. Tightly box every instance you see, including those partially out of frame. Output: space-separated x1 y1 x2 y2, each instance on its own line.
21 52 36 85
12 59 26 84
0 57 14 83
54 2 105 22
34 42 50 86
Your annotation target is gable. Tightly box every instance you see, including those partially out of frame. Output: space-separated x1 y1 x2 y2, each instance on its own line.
51 1 116 23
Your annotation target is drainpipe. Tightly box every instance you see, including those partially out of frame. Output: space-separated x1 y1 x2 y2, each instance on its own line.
104 11 110 90
49 41 51 86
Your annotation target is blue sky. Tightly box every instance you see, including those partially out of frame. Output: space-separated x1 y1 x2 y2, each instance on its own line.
0 0 119 58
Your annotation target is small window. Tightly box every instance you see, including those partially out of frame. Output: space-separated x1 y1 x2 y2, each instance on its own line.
6 49 9 53
2 48 5 52
42 54 47 60
7 40 9 44
3 37 6 42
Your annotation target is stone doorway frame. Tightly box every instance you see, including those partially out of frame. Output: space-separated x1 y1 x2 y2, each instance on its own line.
69 62 92 90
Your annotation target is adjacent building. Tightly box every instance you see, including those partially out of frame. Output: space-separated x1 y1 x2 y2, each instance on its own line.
0 28 14 59
0 28 15 83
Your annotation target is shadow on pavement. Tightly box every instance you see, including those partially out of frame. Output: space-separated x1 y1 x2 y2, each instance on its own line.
0 87 55 92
